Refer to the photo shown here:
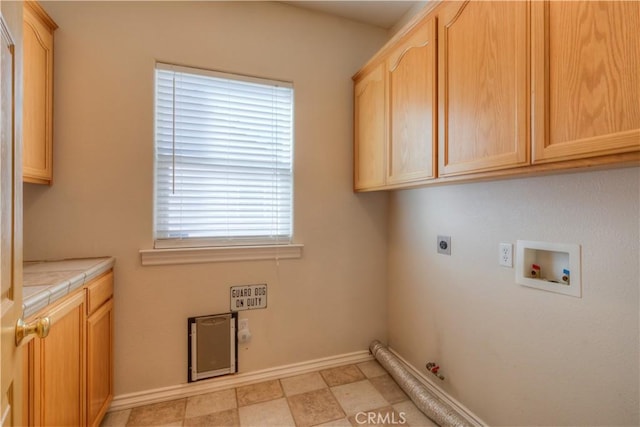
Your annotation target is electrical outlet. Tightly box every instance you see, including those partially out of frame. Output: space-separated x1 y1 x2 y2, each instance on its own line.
499 243 513 267
437 235 451 255
238 319 249 330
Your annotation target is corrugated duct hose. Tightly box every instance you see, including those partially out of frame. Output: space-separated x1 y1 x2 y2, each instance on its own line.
369 340 473 427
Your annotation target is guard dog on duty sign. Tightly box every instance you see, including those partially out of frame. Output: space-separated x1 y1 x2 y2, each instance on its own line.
230 284 267 311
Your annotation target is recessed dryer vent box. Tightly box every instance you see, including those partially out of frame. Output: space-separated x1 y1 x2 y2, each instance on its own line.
515 240 581 298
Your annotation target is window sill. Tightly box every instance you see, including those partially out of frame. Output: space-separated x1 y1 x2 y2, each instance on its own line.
139 244 303 266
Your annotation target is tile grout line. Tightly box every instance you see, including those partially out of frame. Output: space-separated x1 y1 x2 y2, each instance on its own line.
281 379 299 427
108 362 420 427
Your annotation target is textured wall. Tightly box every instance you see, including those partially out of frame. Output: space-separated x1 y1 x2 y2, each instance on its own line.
387 167 640 426
23 1 390 395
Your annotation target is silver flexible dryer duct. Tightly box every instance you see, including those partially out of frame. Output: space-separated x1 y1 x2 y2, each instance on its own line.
369 340 473 427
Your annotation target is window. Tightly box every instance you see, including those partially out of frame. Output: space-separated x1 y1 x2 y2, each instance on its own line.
154 63 294 249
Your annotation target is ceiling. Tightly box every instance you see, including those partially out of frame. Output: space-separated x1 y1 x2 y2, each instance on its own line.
281 1 424 29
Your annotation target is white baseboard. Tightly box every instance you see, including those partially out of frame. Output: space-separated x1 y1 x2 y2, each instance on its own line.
388 347 487 427
109 350 373 412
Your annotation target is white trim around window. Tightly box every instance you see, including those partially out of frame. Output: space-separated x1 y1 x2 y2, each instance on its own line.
139 244 303 266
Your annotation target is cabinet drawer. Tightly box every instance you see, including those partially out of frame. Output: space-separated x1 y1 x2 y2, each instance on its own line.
86 271 113 315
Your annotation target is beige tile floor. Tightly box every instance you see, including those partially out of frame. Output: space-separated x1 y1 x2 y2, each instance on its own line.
101 360 438 427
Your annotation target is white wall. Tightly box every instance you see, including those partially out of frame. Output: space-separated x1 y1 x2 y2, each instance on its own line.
388 1 428 35
23 1 390 395
387 167 640 426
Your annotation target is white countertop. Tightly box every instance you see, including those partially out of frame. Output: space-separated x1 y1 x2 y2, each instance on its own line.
23 257 115 318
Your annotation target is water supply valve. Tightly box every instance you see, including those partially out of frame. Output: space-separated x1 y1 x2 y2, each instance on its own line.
426 362 445 380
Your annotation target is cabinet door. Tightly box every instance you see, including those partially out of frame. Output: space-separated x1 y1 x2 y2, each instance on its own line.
532 1 640 163
87 299 113 427
387 17 437 184
27 292 85 426
438 1 529 176
23 1 56 184
354 62 386 190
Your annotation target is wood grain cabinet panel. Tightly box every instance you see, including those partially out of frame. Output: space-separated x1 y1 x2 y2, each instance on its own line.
23 271 114 427
24 292 85 427
87 298 113 427
23 1 56 184
532 1 640 163
387 17 437 184
438 0 530 176
86 272 114 315
353 0 638 190
354 62 386 190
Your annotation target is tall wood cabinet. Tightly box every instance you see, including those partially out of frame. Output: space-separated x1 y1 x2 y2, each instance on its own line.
353 16 437 190
23 272 114 427
438 1 529 176
354 62 386 190
531 1 640 163
23 1 57 184
387 17 437 184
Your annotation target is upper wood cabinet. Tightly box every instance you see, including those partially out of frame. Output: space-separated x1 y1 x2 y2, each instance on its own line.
531 1 640 163
354 62 386 190
23 1 57 184
387 17 437 184
438 1 529 176
354 17 437 190
353 1 638 191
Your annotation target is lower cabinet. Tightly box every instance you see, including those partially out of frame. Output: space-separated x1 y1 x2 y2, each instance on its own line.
23 291 85 426
86 274 114 427
23 271 114 426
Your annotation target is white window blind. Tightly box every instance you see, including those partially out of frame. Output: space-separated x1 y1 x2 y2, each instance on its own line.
154 63 294 248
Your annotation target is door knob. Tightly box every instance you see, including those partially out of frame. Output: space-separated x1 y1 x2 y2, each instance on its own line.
15 316 51 345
